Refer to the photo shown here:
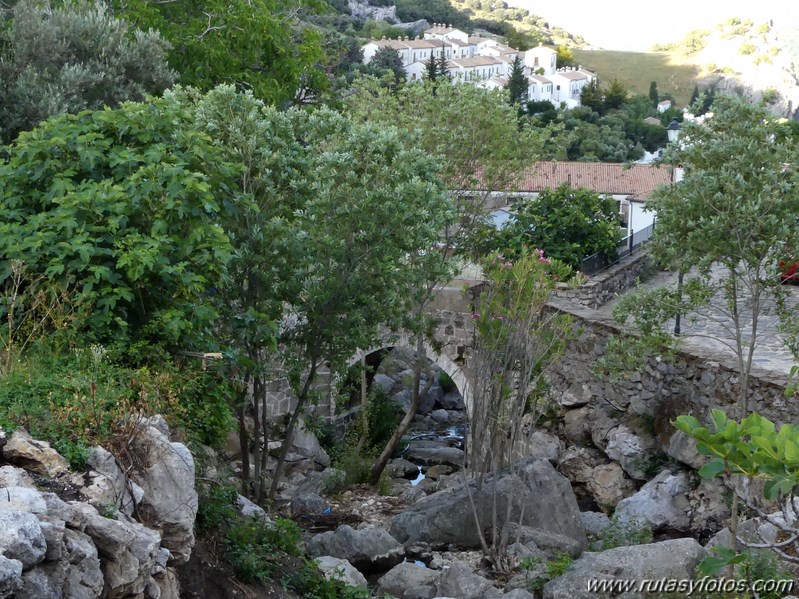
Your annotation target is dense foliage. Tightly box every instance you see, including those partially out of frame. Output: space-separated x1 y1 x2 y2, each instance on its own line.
0 0 175 143
110 0 327 106
481 185 621 269
0 96 236 350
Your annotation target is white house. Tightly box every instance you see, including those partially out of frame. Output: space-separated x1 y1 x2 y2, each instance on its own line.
527 75 554 102
549 68 596 108
424 23 468 43
361 28 592 106
478 161 675 237
524 44 557 75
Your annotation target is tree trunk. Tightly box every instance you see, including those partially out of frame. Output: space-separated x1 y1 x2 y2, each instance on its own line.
251 375 262 500
268 359 319 500
355 354 369 452
369 331 432 485
238 382 251 494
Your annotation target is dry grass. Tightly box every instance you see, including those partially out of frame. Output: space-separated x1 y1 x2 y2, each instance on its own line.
573 49 707 107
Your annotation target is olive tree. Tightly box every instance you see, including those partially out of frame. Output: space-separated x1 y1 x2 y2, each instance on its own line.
0 0 175 142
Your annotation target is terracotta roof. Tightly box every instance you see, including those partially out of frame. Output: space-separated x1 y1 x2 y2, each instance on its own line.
480 161 674 201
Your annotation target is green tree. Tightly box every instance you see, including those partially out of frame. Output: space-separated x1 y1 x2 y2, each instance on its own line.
556 44 576 68
506 55 528 106
689 84 700 107
0 0 175 143
579 79 603 113
369 46 406 83
0 96 237 350
496 184 621 269
603 96 799 562
268 109 456 498
176 85 308 500
466 248 572 572
604 78 628 111
648 81 659 106
346 76 566 255
110 0 326 107
424 53 439 82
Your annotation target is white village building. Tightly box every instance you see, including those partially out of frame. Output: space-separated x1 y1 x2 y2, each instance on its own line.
361 25 596 107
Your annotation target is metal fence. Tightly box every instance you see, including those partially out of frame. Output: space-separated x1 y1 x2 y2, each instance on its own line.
580 222 655 276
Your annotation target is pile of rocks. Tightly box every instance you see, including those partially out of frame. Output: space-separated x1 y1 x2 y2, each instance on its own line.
0 417 196 599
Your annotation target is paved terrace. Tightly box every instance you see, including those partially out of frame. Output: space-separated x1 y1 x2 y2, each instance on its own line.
601 264 799 377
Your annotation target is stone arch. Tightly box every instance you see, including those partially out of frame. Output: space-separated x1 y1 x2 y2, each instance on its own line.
337 330 471 419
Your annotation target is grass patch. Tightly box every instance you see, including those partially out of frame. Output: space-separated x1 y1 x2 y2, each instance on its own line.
573 49 703 107
0 346 234 468
197 483 371 599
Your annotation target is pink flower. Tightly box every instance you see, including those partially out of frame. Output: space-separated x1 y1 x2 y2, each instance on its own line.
472 313 481 319
539 257 552 265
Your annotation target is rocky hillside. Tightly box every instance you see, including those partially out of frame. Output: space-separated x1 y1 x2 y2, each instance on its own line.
657 18 799 118
336 0 585 47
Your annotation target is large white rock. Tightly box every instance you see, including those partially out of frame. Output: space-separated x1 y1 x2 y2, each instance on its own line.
0 555 22 599
0 487 47 514
0 509 46 568
604 425 659 481
129 419 198 565
315 556 368 588
614 470 691 532
82 446 140 516
543 538 706 599
376 561 441 599
69 503 160 598
0 466 35 489
2 429 69 477
586 462 636 510
307 525 404 572
436 563 503 599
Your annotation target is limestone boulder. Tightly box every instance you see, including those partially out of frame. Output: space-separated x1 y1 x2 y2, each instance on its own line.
0 510 46 568
129 418 197 565
69 503 160 598
315 556 368 589
586 462 636 511
0 466 35 489
614 470 691 532
2 429 69 477
522 431 563 464
404 440 464 469
562 407 589 444
558 446 603 484
291 492 326 516
0 555 22 599
580 512 611 538
543 538 705 599
435 563 503 599
82 446 141 517
390 458 586 557
376 561 440 599
306 525 404 573
387 458 420 479
604 425 659 481
290 423 331 468
58 528 104 599
0 487 47 514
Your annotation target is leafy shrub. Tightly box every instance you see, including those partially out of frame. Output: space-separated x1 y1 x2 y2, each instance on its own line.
438 370 457 393
522 552 573 591
598 514 653 550
0 347 234 469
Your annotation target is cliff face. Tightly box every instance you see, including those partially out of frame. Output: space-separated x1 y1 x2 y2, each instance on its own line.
0 417 196 599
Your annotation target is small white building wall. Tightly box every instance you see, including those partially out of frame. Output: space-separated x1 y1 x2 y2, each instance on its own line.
630 201 655 234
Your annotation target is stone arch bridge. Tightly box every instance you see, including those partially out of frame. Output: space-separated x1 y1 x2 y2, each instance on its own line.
263 279 480 421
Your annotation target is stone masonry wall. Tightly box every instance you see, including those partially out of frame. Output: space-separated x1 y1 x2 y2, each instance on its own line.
545 298 794 425
552 250 652 310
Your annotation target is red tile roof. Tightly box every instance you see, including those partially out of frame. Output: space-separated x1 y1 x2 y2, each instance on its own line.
483 161 674 202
